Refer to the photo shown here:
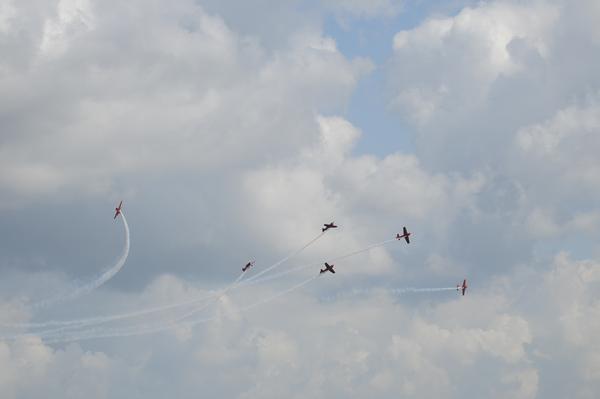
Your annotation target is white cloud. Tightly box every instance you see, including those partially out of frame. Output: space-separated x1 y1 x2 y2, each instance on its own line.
501 368 539 399
40 0 95 56
387 0 600 249
1 0 600 397
516 100 600 155
515 99 600 189
1 247 599 398
240 114 483 276
0 0 370 208
390 1 559 125
0 337 122 399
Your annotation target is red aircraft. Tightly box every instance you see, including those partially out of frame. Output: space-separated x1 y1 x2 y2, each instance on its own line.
457 279 467 296
396 226 411 243
242 261 255 272
322 222 338 232
320 262 335 274
113 201 123 220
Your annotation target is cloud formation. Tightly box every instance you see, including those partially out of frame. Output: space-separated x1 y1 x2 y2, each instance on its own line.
1 0 600 398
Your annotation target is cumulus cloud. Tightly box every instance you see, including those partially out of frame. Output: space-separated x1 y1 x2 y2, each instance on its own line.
1 0 600 397
387 0 600 263
390 1 559 126
240 114 483 277
0 0 371 209
0 263 556 399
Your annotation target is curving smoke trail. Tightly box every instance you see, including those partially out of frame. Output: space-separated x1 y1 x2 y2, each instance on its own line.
62 212 131 300
27 212 131 310
1 232 401 342
22 234 319 338
1 229 322 334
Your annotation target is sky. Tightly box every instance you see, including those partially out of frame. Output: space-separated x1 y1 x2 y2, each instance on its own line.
1 0 600 397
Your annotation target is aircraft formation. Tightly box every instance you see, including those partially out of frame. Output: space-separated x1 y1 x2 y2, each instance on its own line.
112 201 468 296
0 200 467 343
233 209 466 294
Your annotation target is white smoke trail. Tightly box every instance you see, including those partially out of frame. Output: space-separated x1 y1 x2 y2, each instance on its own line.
62 212 131 300
76 272 307 340
38 275 319 343
235 275 318 313
3 234 390 335
31 229 323 332
240 238 397 286
6 272 245 338
6 230 323 332
4 228 317 333
30 296 218 342
389 287 457 294
240 232 325 285
4 231 386 339
27 212 131 310
172 274 318 327
322 286 458 302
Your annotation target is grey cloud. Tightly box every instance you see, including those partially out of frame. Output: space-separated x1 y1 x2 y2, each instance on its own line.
1 0 600 397
386 0 600 276
0 0 371 290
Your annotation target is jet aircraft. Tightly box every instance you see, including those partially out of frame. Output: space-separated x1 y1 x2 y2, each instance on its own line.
320 262 335 274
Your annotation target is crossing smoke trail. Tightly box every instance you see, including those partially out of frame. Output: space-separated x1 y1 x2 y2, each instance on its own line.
19 279 454 343
240 232 325 285
240 238 397 286
20 273 243 339
1 230 322 334
3 230 322 332
35 276 319 343
5 272 245 338
2 233 393 341
28 212 131 310
172 275 319 327
25 236 393 333
27 240 318 339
